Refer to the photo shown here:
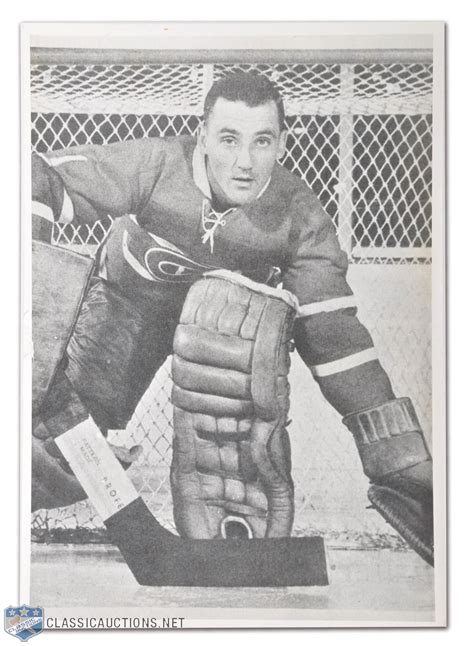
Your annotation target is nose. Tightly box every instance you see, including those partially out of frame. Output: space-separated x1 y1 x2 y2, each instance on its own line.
235 145 253 171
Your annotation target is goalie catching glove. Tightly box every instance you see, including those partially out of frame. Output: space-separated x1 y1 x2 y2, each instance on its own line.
170 270 298 539
343 398 434 566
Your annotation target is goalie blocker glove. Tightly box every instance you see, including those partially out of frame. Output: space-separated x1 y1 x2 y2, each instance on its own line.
31 242 142 512
343 398 434 566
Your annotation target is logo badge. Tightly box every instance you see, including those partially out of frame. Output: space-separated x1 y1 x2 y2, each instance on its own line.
4 606 44 641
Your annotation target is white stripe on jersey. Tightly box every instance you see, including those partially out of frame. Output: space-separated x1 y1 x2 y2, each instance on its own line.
58 189 75 224
32 200 54 222
38 152 88 167
310 347 378 378
298 295 357 318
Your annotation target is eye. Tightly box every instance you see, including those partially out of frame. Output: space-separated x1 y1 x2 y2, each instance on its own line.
255 137 272 148
221 136 237 146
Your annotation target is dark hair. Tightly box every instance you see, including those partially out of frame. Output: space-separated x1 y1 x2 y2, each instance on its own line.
203 72 286 131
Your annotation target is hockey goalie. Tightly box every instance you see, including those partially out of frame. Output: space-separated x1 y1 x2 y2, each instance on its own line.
31 71 434 568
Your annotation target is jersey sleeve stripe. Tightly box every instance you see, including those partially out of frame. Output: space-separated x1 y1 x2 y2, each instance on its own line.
32 200 54 223
38 152 88 167
58 189 75 224
97 246 108 280
310 347 378 378
297 295 357 318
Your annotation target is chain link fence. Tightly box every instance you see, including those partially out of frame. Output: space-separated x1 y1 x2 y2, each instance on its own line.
30 57 432 548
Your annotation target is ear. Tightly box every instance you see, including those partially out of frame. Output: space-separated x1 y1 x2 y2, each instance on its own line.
197 122 207 153
277 129 288 160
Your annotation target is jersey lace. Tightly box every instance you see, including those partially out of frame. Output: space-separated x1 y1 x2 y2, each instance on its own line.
201 200 236 254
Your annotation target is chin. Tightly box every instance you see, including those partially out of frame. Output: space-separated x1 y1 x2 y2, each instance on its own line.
225 190 259 207
232 196 254 207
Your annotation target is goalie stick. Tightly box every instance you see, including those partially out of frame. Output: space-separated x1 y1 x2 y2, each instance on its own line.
55 419 328 587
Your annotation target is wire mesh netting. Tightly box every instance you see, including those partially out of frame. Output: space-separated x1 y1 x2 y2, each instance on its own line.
30 59 432 547
31 61 432 116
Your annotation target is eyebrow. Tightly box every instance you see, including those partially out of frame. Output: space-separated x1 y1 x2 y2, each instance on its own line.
218 127 277 137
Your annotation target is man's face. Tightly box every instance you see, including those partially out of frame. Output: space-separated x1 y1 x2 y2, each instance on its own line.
199 98 287 207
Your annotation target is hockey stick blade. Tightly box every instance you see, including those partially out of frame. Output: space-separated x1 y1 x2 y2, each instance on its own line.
105 497 329 587
55 422 328 587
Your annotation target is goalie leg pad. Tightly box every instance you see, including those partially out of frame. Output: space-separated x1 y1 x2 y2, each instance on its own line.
171 271 297 539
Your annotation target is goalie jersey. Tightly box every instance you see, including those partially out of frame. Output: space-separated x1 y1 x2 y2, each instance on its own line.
32 135 394 416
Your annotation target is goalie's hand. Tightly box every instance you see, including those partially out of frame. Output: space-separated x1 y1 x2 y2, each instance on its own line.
32 422 142 512
32 434 86 511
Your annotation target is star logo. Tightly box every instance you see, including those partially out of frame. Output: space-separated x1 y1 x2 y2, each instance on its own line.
4 605 44 641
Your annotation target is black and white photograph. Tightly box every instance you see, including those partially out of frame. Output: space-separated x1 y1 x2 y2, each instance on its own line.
20 21 446 628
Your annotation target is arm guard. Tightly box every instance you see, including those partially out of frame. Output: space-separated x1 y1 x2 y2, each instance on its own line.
170 270 298 539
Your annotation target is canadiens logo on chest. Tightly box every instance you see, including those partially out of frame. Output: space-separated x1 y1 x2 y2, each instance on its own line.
121 215 218 283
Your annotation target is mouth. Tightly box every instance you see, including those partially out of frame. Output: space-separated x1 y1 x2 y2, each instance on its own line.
231 177 254 189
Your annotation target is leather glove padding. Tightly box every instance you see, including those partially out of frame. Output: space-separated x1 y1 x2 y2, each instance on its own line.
31 242 143 512
32 429 142 512
32 431 87 511
32 241 94 415
344 398 434 566
368 482 433 567
31 241 93 511
369 459 433 566
33 380 142 513
170 270 298 539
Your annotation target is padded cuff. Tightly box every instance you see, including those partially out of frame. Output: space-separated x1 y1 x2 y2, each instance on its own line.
343 398 421 444
343 398 430 480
